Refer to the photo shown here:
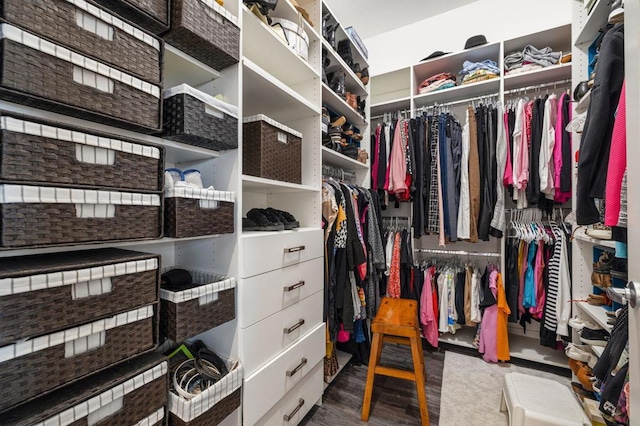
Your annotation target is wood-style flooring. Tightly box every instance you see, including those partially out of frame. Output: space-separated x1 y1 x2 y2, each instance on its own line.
300 343 445 425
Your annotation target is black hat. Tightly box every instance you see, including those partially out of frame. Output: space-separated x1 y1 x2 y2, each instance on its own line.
421 51 450 61
464 35 488 49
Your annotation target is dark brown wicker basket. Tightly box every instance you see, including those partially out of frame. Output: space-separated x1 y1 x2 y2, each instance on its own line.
0 0 162 84
0 36 162 133
0 312 157 412
162 0 239 71
0 113 165 192
160 273 235 342
163 92 238 151
169 388 240 426
243 117 302 184
0 192 163 248
1 353 168 425
164 198 234 238
0 248 160 346
94 0 170 34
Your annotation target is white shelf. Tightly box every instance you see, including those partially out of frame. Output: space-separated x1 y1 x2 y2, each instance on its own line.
0 235 222 258
413 78 501 108
242 5 319 88
575 89 592 114
0 101 220 164
371 97 412 117
163 44 221 89
242 58 320 122
322 146 368 170
321 1 369 68
323 38 368 97
573 227 616 249
242 226 320 239
324 350 352 389
322 83 367 128
273 0 321 44
575 0 610 45
242 175 320 193
503 63 572 91
576 302 613 332
591 345 605 358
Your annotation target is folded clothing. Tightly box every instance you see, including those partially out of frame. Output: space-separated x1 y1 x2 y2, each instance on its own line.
419 72 456 92
462 69 498 83
461 74 499 85
504 51 524 71
522 44 561 67
419 78 456 94
505 63 543 75
459 59 500 76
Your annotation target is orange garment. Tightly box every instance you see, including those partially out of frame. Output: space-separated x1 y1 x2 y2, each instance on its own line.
496 273 511 361
387 233 401 298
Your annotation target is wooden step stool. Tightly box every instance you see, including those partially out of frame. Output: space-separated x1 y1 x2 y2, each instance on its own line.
361 297 429 425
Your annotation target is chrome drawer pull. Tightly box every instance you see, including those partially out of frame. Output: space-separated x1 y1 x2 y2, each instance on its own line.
283 398 305 421
284 245 305 253
284 281 305 292
284 319 305 334
286 358 308 377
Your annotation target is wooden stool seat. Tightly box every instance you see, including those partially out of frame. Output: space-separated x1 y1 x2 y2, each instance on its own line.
361 298 429 425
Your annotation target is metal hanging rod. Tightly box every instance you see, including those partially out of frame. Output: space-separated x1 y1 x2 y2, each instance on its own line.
322 164 356 183
414 248 501 257
503 78 572 96
417 92 500 112
382 216 410 220
371 108 412 122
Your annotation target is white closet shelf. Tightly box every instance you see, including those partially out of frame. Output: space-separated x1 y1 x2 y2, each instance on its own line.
371 97 412 117
323 39 368 97
0 235 222 258
273 0 321 43
242 226 321 239
163 44 221 89
575 0 609 46
576 302 613 332
503 63 572 91
0 101 221 164
324 349 352 389
322 1 369 69
572 228 616 249
591 345 605 358
575 89 592 114
321 146 368 170
413 78 500 108
242 58 320 122
412 42 501 83
242 175 320 193
242 6 319 88
322 83 367 128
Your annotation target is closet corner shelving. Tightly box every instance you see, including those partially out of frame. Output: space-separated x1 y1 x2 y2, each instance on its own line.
370 22 573 369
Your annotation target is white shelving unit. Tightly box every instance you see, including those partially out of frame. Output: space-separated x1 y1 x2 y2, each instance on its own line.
576 302 614 332
324 349 353 389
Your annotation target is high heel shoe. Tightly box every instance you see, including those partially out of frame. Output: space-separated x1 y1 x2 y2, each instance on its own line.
330 115 346 128
360 67 369 85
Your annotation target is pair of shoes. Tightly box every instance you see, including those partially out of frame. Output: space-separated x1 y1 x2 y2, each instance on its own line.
328 72 346 97
569 359 595 391
244 208 300 231
571 382 597 402
565 343 597 368
337 39 353 67
580 326 610 346
357 148 368 164
586 223 612 240
587 293 609 306
568 316 603 332
608 0 624 23
592 251 613 287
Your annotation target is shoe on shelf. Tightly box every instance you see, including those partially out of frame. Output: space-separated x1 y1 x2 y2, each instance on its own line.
565 343 595 364
571 382 597 402
591 271 612 288
568 316 603 331
586 293 609 306
608 0 624 24
330 115 346 128
322 106 330 126
611 256 628 281
593 251 613 273
342 121 354 136
579 327 610 346
265 207 299 230
245 209 284 231
346 92 358 110
275 209 300 229
329 72 346 97
360 67 369 85
351 63 362 79
585 223 612 240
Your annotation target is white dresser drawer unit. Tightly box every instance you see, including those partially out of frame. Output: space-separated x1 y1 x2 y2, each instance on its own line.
240 257 323 328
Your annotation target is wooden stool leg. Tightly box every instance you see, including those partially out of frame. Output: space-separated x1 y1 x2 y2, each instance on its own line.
410 334 430 425
417 334 427 380
362 332 382 421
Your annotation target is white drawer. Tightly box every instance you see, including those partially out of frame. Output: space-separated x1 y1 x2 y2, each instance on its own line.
242 228 323 278
243 323 325 426
240 257 324 328
254 361 323 426
242 290 323 375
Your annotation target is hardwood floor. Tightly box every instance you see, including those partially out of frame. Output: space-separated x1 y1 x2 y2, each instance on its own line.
300 343 445 425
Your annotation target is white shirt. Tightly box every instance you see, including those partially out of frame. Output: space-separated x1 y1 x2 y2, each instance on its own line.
457 110 471 239
539 94 557 199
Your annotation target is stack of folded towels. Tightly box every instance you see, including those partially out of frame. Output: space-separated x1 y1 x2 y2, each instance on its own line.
418 72 457 94
459 60 500 85
504 45 563 75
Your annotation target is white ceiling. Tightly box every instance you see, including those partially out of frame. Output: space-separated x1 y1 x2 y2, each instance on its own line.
324 0 480 39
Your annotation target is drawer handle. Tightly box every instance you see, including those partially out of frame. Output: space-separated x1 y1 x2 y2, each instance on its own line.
284 245 305 253
286 358 308 377
283 398 305 422
284 319 305 334
284 281 305 292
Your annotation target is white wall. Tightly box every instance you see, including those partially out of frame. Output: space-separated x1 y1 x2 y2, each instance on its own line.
364 0 573 76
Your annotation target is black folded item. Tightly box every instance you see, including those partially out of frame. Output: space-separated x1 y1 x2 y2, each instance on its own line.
161 269 193 291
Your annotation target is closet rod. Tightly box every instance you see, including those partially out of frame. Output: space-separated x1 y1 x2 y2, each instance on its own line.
502 78 572 96
371 108 411 122
417 92 500 111
414 248 501 257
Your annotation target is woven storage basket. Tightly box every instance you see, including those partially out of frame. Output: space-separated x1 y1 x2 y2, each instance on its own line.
0 0 162 84
0 248 159 346
163 84 238 151
243 115 302 184
0 305 157 412
163 0 239 71
94 0 169 34
1 353 168 426
0 184 162 248
164 187 234 238
168 360 243 426
160 271 235 342
0 24 162 133
0 114 164 192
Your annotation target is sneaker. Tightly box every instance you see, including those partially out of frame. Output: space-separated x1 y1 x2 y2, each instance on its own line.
580 327 610 346
565 343 594 363
569 317 603 331
608 0 624 24
585 223 612 240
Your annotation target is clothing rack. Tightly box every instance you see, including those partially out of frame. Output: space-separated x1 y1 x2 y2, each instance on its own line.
371 109 411 122
322 164 357 183
414 248 501 258
382 216 410 228
502 78 572 96
416 92 500 113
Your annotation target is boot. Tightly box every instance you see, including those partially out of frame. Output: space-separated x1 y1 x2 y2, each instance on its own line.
346 92 358 110
337 39 353 67
329 72 346 98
